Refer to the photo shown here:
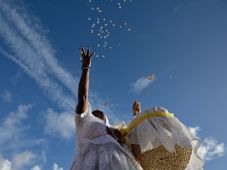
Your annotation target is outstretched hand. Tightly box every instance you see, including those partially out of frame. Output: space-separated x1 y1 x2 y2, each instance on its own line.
80 48 94 67
132 101 141 116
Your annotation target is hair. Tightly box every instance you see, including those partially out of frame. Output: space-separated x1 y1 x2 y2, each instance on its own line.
92 109 105 121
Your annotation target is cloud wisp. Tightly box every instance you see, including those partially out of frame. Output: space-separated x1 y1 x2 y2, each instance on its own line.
0 104 32 148
189 126 225 161
0 1 75 111
131 76 154 93
53 163 64 170
1 90 12 103
0 0 114 118
44 108 75 139
0 49 75 111
0 0 78 94
31 165 42 170
0 155 11 170
0 105 47 170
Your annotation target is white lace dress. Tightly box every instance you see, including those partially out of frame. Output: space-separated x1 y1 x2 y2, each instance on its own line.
71 105 143 170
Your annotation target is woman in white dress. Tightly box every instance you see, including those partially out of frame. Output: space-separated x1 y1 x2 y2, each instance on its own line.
71 48 143 170
119 101 204 170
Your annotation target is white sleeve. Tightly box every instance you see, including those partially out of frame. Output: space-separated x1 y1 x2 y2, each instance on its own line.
75 104 92 127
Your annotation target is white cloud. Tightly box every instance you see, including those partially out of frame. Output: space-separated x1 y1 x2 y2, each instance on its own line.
1 90 12 103
0 0 75 111
53 163 64 170
0 0 78 94
197 138 225 161
44 108 75 139
0 151 41 170
0 155 12 170
131 76 153 93
0 104 31 146
189 126 200 137
31 165 41 170
189 126 225 161
12 151 36 170
0 105 46 170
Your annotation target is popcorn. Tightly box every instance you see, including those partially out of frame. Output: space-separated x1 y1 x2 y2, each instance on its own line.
86 0 133 58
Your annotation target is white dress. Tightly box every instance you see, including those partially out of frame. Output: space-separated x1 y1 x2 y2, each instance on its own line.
71 105 143 170
128 107 204 170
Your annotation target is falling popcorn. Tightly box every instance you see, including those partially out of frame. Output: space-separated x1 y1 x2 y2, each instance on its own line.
146 74 155 81
86 0 134 58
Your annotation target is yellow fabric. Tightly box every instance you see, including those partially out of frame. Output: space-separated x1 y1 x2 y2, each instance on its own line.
114 111 174 150
120 111 174 135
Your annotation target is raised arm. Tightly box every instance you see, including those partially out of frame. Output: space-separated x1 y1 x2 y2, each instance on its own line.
76 48 94 114
131 100 142 159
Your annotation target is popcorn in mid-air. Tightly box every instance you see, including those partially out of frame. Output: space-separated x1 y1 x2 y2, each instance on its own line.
146 74 155 81
86 0 133 57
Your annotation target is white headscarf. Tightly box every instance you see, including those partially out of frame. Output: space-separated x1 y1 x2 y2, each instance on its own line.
105 115 111 127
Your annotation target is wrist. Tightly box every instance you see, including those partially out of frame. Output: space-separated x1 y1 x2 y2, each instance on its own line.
82 65 90 71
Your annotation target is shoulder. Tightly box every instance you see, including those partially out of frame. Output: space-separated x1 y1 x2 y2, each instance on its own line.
75 104 92 125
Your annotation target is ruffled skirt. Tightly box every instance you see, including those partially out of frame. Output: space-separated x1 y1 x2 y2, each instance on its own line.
71 142 143 170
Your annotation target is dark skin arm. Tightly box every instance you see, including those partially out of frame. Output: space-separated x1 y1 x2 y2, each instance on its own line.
76 48 94 114
131 101 142 159
131 144 142 159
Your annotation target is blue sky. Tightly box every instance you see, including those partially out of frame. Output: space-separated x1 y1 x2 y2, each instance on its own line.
0 0 226 169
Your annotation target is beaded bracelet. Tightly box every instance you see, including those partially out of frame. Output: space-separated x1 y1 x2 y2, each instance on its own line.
82 65 90 70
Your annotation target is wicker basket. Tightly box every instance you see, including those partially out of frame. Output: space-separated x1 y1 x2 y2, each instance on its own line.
138 145 192 170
